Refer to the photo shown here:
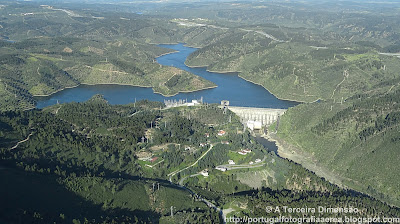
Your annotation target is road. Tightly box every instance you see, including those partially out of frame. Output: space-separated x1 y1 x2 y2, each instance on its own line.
173 19 284 42
239 28 285 42
165 143 226 223
168 144 214 180
145 159 165 168
215 156 267 171
10 132 33 150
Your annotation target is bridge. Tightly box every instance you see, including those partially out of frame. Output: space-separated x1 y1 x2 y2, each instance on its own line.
222 105 287 129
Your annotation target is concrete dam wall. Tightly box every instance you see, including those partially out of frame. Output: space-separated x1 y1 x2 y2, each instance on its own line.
226 106 287 127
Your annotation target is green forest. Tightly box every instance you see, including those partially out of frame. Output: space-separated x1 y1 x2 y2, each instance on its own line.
1 96 400 223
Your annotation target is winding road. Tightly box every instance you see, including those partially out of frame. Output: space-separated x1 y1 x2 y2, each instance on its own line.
9 132 33 150
215 156 267 171
168 144 214 180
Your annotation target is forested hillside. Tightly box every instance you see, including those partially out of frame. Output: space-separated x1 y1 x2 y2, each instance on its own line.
179 1 400 102
186 31 400 102
1 97 400 222
161 0 400 211
275 89 400 206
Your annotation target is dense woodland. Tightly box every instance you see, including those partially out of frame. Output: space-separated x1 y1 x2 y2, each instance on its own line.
1 97 400 223
277 88 400 207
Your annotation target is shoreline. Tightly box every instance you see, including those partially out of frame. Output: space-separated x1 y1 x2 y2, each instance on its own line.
152 41 202 49
81 82 152 88
161 44 306 103
155 50 179 58
182 44 201 49
32 84 80 97
237 74 313 103
184 61 209 68
186 61 239 73
184 59 308 104
153 84 217 97
184 57 313 104
207 68 240 74
33 82 217 99
184 61 239 74
33 83 153 98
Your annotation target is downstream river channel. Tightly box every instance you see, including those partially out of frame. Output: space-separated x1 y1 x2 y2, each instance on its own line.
36 43 298 109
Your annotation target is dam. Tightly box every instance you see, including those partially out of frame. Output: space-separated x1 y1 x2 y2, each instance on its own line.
220 101 287 130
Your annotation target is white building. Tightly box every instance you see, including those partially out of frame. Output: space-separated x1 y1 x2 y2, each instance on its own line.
228 160 235 165
243 149 252 153
216 167 227 172
200 170 209 177
247 120 262 130
238 151 247 155
187 100 201 106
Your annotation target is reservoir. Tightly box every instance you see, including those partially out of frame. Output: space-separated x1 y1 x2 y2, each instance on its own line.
35 43 298 109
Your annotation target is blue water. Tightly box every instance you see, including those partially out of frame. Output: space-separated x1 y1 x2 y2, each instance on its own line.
35 44 298 109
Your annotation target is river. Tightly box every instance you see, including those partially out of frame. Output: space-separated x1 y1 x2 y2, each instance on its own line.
35 43 298 109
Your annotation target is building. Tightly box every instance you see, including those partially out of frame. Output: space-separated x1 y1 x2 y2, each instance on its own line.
255 159 262 163
243 149 252 153
249 161 254 165
150 157 158 163
221 141 230 145
238 149 252 155
228 160 235 165
221 100 230 106
187 99 201 106
200 169 209 177
217 130 226 136
215 167 227 172
238 150 247 155
247 120 262 130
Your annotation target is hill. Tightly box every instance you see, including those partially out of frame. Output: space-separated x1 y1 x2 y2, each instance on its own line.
185 34 400 102
273 88 400 206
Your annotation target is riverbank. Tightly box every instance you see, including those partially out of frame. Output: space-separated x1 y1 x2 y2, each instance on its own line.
264 131 345 188
154 49 179 58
